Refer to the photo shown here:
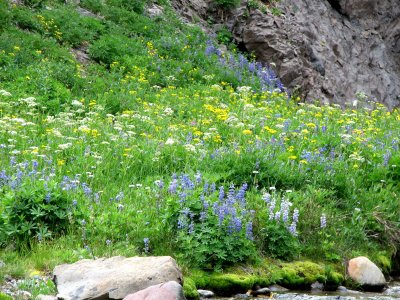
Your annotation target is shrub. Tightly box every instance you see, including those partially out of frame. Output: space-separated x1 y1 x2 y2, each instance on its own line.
213 0 240 9
161 173 258 270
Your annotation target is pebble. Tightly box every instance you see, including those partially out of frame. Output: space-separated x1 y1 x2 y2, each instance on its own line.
198 289 215 298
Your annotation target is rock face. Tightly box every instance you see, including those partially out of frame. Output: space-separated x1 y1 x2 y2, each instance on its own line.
347 256 386 289
123 281 185 300
172 0 400 109
53 256 183 300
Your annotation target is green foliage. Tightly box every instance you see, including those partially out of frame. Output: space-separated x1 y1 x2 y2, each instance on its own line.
258 222 300 260
0 293 12 300
216 26 233 46
0 180 82 248
106 0 145 14
17 277 56 298
214 0 240 9
89 34 145 65
0 1 10 32
183 277 199 300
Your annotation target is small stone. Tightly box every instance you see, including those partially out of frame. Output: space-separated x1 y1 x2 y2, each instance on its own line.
17 291 32 300
311 281 324 291
0 260 5 268
268 285 289 292
37 295 57 300
147 4 164 18
197 289 214 298
251 287 271 296
234 294 250 299
337 286 348 292
384 286 400 296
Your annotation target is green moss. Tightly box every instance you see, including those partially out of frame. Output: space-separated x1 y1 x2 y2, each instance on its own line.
0 293 12 300
183 277 199 300
192 271 260 296
374 253 392 274
280 261 325 288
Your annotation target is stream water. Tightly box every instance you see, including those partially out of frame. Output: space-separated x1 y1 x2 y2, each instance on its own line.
213 282 400 300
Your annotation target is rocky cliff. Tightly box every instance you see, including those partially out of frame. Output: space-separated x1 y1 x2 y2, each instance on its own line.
172 0 400 108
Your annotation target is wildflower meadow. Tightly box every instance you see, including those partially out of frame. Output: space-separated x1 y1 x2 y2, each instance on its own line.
0 0 399 293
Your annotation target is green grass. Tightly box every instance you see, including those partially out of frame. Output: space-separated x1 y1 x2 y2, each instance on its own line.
0 0 399 296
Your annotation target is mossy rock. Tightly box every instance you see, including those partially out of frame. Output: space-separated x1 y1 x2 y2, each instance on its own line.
0 293 12 300
183 277 199 300
278 261 344 290
192 272 260 296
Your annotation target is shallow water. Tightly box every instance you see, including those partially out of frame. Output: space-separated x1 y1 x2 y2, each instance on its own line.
212 282 400 300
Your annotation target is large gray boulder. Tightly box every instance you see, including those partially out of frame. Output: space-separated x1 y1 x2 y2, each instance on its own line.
53 256 183 300
123 281 185 300
347 256 386 290
172 0 400 109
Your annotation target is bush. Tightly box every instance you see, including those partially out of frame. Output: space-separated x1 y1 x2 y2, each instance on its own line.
213 0 240 9
161 174 258 270
0 1 10 32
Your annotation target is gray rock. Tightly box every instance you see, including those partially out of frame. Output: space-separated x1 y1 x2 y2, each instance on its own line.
384 286 400 296
233 294 250 299
147 4 164 18
172 0 400 109
197 289 214 298
37 295 57 300
123 281 185 300
251 287 271 296
269 284 289 292
54 256 183 300
311 281 324 291
347 256 386 289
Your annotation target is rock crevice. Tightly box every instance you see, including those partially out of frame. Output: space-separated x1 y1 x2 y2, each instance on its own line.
173 0 400 108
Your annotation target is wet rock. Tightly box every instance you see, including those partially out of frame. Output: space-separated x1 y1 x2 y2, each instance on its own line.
384 286 400 296
268 284 289 292
54 256 183 300
233 293 250 299
123 281 185 300
197 289 214 298
347 256 386 291
311 281 324 292
251 287 271 296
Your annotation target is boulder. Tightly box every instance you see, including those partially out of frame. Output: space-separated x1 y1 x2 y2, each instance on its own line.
347 256 386 290
53 256 183 300
123 281 185 300
172 0 400 109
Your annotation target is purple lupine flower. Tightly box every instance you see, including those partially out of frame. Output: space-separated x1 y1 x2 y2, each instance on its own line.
233 217 242 232
155 180 164 189
180 174 194 190
274 211 281 222
210 182 216 193
245 221 253 240
195 171 202 184
320 213 327 228
293 208 299 223
188 222 195 235
383 150 391 166
262 193 271 203
72 199 78 207
168 179 178 194
288 222 297 236
115 191 124 201
218 186 225 201
82 183 92 196
179 192 187 203
143 238 149 254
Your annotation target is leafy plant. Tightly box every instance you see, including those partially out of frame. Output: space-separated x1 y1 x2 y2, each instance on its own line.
162 174 257 270
216 26 233 46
